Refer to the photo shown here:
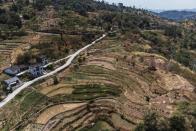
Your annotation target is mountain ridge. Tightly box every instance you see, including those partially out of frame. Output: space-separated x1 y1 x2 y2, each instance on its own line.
156 10 196 20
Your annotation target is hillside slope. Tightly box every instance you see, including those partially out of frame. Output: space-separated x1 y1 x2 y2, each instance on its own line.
0 0 195 131
0 31 195 131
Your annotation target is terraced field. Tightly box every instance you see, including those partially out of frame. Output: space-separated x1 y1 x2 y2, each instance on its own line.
0 35 195 131
0 40 24 70
0 32 64 73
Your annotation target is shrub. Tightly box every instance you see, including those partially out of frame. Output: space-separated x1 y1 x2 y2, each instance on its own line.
169 116 186 131
165 26 182 38
53 76 59 85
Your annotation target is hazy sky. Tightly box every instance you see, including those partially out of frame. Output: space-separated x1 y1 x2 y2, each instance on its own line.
103 0 196 10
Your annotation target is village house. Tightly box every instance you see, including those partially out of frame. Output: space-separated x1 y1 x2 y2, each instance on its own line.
2 77 22 93
3 65 28 76
37 56 49 66
29 64 44 78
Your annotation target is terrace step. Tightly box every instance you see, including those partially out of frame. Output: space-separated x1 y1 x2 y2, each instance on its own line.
52 109 89 131
3 40 22 43
68 112 95 131
42 106 87 131
0 49 12 52
6 44 19 48
1 52 11 55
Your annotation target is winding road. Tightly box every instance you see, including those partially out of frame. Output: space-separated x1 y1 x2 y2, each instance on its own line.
0 34 107 108
16 54 72 76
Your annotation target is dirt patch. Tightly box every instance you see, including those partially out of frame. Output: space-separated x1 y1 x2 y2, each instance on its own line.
39 84 72 95
86 61 115 70
88 56 115 62
157 71 194 91
36 103 86 124
47 87 74 97
111 113 135 130
86 56 116 70
23 123 44 131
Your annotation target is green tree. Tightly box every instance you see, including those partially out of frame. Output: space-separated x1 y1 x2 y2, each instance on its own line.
143 112 158 131
53 76 59 85
7 12 22 28
165 26 182 38
33 0 51 10
169 116 186 131
135 123 145 131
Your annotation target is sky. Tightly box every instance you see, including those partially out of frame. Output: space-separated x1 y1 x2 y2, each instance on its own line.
103 0 196 10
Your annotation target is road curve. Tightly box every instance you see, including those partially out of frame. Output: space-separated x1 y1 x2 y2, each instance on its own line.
0 34 107 108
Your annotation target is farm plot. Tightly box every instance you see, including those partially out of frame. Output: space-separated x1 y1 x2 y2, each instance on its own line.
39 84 74 97
36 103 86 124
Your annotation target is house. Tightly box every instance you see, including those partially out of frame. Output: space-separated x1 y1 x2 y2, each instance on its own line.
29 64 44 78
2 77 22 92
3 65 28 76
37 56 49 66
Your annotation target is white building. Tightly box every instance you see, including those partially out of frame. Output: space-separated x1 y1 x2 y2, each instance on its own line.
29 64 44 78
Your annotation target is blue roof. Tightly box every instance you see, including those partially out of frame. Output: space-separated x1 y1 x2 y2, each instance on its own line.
4 77 20 85
4 66 20 76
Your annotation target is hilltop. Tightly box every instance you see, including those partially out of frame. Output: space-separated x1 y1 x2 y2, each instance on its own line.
0 0 195 131
157 10 196 20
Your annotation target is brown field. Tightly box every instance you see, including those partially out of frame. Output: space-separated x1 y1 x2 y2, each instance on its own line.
36 103 86 124
39 84 74 96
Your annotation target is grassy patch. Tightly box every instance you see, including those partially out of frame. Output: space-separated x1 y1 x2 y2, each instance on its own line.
177 101 196 117
19 90 47 111
73 84 121 96
169 61 196 86
79 120 113 131
52 84 121 101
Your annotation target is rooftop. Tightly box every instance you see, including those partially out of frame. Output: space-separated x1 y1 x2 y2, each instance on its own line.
4 77 21 85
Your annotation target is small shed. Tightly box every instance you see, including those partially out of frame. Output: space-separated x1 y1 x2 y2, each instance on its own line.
2 77 22 92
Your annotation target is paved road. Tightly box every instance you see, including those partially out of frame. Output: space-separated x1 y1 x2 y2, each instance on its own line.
16 55 72 76
0 34 107 108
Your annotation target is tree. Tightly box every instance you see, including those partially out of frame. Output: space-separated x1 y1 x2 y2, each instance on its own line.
82 33 95 43
33 0 51 10
58 21 64 41
53 76 59 85
22 7 35 20
143 112 158 131
148 57 157 71
165 26 182 38
169 116 186 131
118 3 124 11
135 123 145 131
73 2 88 16
7 12 22 28
135 112 158 131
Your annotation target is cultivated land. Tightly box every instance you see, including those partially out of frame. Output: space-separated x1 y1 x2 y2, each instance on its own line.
0 0 195 131
0 34 195 130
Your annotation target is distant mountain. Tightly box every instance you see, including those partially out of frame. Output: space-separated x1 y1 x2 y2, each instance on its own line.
150 9 196 13
183 9 196 12
158 11 196 20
